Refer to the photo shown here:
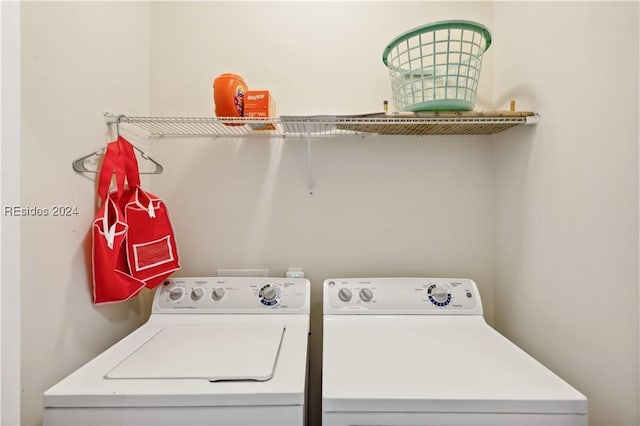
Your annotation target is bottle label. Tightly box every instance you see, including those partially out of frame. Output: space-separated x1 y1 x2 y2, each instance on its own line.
234 85 245 116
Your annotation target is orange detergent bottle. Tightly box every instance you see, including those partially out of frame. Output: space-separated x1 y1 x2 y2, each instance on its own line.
213 74 248 124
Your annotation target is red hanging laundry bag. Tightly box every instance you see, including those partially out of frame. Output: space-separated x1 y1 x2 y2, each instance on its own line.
117 138 181 289
91 137 180 304
91 140 145 304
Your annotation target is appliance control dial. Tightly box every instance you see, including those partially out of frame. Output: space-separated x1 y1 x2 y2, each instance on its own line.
211 287 226 301
428 284 452 307
359 288 374 302
168 287 184 301
258 283 280 307
190 287 204 301
338 288 352 302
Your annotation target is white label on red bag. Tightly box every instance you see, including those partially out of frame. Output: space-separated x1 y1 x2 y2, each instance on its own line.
132 235 175 271
100 198 126 249
147 200 156 218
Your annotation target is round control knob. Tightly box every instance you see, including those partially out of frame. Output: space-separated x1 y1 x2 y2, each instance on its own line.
431 286 448 303
168 287 183 301
261 285 277 301
259 284 280 307
190 287 204 301
338 288 352 302
211 287 225 301
359 288 374 302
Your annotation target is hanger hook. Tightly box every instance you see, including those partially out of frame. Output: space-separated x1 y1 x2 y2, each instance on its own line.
116 114 125 138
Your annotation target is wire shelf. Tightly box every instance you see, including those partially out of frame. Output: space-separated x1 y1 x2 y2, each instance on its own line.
109 111 539 137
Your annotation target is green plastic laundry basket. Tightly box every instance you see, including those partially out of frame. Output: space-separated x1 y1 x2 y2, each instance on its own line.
383 20 492 111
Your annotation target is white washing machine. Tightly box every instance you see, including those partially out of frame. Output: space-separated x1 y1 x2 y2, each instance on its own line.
322 277 587 426
43 277 310 426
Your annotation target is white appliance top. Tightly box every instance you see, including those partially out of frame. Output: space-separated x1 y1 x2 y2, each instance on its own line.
44 277 310 408
322 278 587 415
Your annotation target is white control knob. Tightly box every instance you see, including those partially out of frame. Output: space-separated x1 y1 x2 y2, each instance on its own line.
190 287 204 301
261 285 277 301
431 286 449 303
211 287 225 301
338 288 352 302
168 287 183 301
359 288 374 302
259 284 280 307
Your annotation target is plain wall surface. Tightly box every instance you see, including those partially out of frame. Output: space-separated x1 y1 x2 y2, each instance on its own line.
149 1 495 116
493 2 639 426
12 2 640 426
20 3 152 426
1 2 22 425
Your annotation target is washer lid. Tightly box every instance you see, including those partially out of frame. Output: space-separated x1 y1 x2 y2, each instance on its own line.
106 324 285 381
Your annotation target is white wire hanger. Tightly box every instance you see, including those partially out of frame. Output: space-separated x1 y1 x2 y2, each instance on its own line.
72 116 163 174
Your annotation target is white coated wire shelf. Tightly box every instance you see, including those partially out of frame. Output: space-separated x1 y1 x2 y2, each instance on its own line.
107 111 539 137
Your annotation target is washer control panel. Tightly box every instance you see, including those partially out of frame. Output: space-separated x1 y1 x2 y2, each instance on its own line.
324 278 482 315
154 277 310 314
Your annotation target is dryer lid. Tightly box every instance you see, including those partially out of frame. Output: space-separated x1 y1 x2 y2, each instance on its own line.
105 324 285 381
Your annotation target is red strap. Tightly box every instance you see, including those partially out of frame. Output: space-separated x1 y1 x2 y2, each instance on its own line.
116 136 141 189
96 136 143 206
96 141 125 204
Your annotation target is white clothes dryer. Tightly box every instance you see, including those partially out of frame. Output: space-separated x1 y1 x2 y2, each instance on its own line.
44 277 310 426
322 277 587 426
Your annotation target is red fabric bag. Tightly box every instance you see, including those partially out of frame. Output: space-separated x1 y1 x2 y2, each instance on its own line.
91 141 145 304
91 137 180 304
123 188 181 288
116 139 181 289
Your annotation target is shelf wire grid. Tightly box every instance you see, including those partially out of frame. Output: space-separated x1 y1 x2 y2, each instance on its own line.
114 112 537 137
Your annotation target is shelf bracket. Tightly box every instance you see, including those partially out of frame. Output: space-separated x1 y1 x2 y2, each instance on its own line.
104 112 121 125
307 132 314 197
525 113 541 125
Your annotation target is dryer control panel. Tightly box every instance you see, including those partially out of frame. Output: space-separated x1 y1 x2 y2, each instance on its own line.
324 278 482 315
153 277 310 314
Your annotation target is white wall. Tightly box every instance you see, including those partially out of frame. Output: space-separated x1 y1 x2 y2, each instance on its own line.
493 2 639 426
1 2 22 425
149 2 495 424
149 1 495 116
20 3 151 425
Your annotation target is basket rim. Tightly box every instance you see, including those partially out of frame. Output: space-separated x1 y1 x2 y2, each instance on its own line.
382 19 492 67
